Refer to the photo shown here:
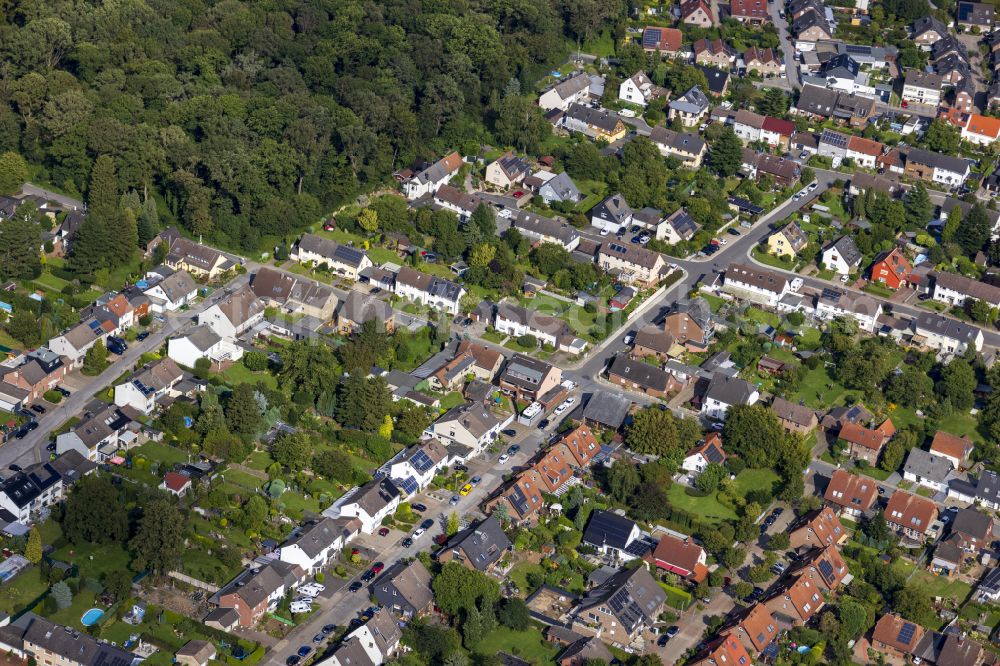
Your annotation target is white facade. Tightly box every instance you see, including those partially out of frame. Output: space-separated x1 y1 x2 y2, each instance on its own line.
821 246 858 274
55 430 116 463
494 312 560 348
902 83 941 107
701 389 760 420
721 276 789 307
114 379 177 416
682 452 711 474
144 282 197 313
426 411 514 457
199 302 265 340
815 298 882 333
902 469 948 494
167 334 243 368
0 477 64 524
393 281 465 315
48 331 104 368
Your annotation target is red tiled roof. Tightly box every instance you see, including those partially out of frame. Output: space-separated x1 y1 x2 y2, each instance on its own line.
163 471 191 492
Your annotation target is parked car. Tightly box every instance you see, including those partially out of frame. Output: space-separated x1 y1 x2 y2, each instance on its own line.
402 537 414 548
286 656 300 666
378 527 390 537
727 228 741 236
470 475 482 485
412 527 426 539
136 331 150 341
411 503 427 512
7 465 20 472
449 494 461 505
25 422 37 431
665 626 679 639
322 624 337 635
459 483 473 496
55 387 70 397
313 634 325 644
297 647 312 658
370 562 384 575
507 444 520 455
538 419 549 429
420 518 435 530
349 581 363 592
498 454 510 464
30 404 46 414
502 429 516 437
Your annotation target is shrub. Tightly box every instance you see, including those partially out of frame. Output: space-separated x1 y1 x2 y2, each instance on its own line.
315 573 325 583
516 334 537 348
43 390 62 404
138 314 152 326
243 351 269 371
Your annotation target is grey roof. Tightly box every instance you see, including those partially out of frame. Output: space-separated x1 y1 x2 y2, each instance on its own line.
795 84 841 116
592 193 634 225
283 517 355 558
558 637 614 664
395 267 463 303
793 10 831 35
297 233 368 268
564 103 623 133
182 324 222 352
669 86 710 114
583 510 637 550
372 559 433 613
905 69 944 90
913 15 949 38
771 397 817 427
167 237 223 271
539 172 581 202
978 566 1000 594
513 210 579 245
665 208 700 238
934 271 1000 303
582 390 632 429
546 72 592 101
704 374 756 406
696 66 729 95
952 507 993 540
12 614 135 666
348 477 401 517
442 515 511 571
825 235 863 266
340 291 393 326
648 127 706 156
437 402 505 440
152 270 197 303
330 637 376 666
608 354 671 392
575 566 665 634
904 447 954 483
914 311 981 344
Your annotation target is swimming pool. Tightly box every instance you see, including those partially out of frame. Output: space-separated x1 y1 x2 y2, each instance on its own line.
81 609 104 626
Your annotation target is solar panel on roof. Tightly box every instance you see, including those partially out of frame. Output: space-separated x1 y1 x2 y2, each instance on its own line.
897 622 917 644
821 287 842 302
411 450 434 474
845 44 872 55
818 559 835 582
397 477 419 495
642 29 660 48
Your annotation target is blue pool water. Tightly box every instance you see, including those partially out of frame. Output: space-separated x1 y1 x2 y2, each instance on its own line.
81 609 104 626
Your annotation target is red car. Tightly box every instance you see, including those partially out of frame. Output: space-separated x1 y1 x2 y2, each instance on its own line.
370 562 384 576
377 527 389 537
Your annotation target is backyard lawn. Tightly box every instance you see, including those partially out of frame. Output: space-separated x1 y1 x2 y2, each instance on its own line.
50 541 131 580
666 484 738 524
219 363 278 390
794 364 849 409
508 561 544 594
732 468 781 497
474 626 560 665
745 307 781 328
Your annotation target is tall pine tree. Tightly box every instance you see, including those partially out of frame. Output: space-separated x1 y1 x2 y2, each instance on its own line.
0 202 41 280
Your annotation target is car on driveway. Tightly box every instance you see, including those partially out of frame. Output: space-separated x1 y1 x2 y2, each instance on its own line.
470 475 481 485
402 537 414 548
412 527 425 538
297 647 312 658
136 331 150 341
322 624 337 635
502 429 516 437
378 527 390 537
30 405 46 414
665 626 679 639
411 503 427 512
370 562 384 576
727 228 741 236
657 634 670 647
313 633 325 644
507 444 520 455
55 387 70 397
349 581 363 592
498 454 510 465
459 483 473 496
286 656 300 666
449 494 460 505
420 518 434 530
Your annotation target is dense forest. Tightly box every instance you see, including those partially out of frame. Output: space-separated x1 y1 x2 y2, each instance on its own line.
0 0 628 258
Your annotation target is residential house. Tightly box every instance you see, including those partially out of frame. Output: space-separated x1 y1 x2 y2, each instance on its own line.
681 0 716 26
648 534 708 581
143 269 198 313
582 510 647 561
486 152 531 189
553 635 614 666
682 433 727 474
701 375 760 420
0 350 68 404
54 405 135 462
722 263 790 307
847 135 884 168
433 184 483 219
618 71 665 107
278 517 361 575
607 354 677 398
821 236 864 275
885 490 939 543
176 641 216 666
949 507 993 553
557 424 601 468
570 566 665 643
722 603 780 656
903 447 954 493
761 117 796 149
426 402 512 458
113 357 185 415
537 172 582 204
912 311 984 353
48 320 108 369
291 234 373 281
731 0 768 24
657 208 700 244
345 607 403 665
332 478 401 534
870 247 912 289
839 419 895 466
371 560 433 619
640 26 683 56
957 1 994 29
0 383 29 413
904 148 971 187
85 293 135 334
590 193 634 234
977 566 1000 602
823 468 878 518
902 69 944 106
648 127 707 167
597 240 666 287
794 11 833 41
741 151 801 188
0 613 137 666
168 324 243 368
631 327 675 362
401 152 463 200
165 237 229 279
871 614 924 662
539 74 595 112
764 575 825 626
394 267 465 315
745 46 782 76
694 39 735 69
786 545 849 592
960 113 1000 145
199 289 265 340
437 515 511 571
214 560 305 628
388 439 450 495
664 301 711 350
687 635 753 666
493 468 547 522
771 397 818 435
768 222 809 258
494 303 582 353
0 455 94 525
792 84 877 128
454 341 504 382
929 430 975 469
498 354 562 403
912 15 949 46
933 271 1000 307
428 352 479 392
950 470 1000 508
337 291 395 336
698 65 731 96
513 211 580 251
815 288 883 333
788 507 847 550
668 86 711 127
559 104 627 142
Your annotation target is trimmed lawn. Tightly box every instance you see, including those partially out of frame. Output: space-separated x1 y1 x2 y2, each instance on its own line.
701 294 727 312
732 468 781 497
508 561 545 594
439 392 466 410
131 442 190 467
666 484 738 524
46 588 100 630
481 330 506 344
0 568 49 615
751 247 798 271
245 450 275 471
894 559 972 601
890 406 981 444
474 626 561 664
34 272 69 292
0 328 23 352
853 464 892 481
746 307 780 328
219 363 278 390
221 469 267 492
50 542 130 580
794 364 848 409
504 338 538 353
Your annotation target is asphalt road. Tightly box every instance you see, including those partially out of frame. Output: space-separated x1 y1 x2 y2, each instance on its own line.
768 1 799 90
0 273 251 471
